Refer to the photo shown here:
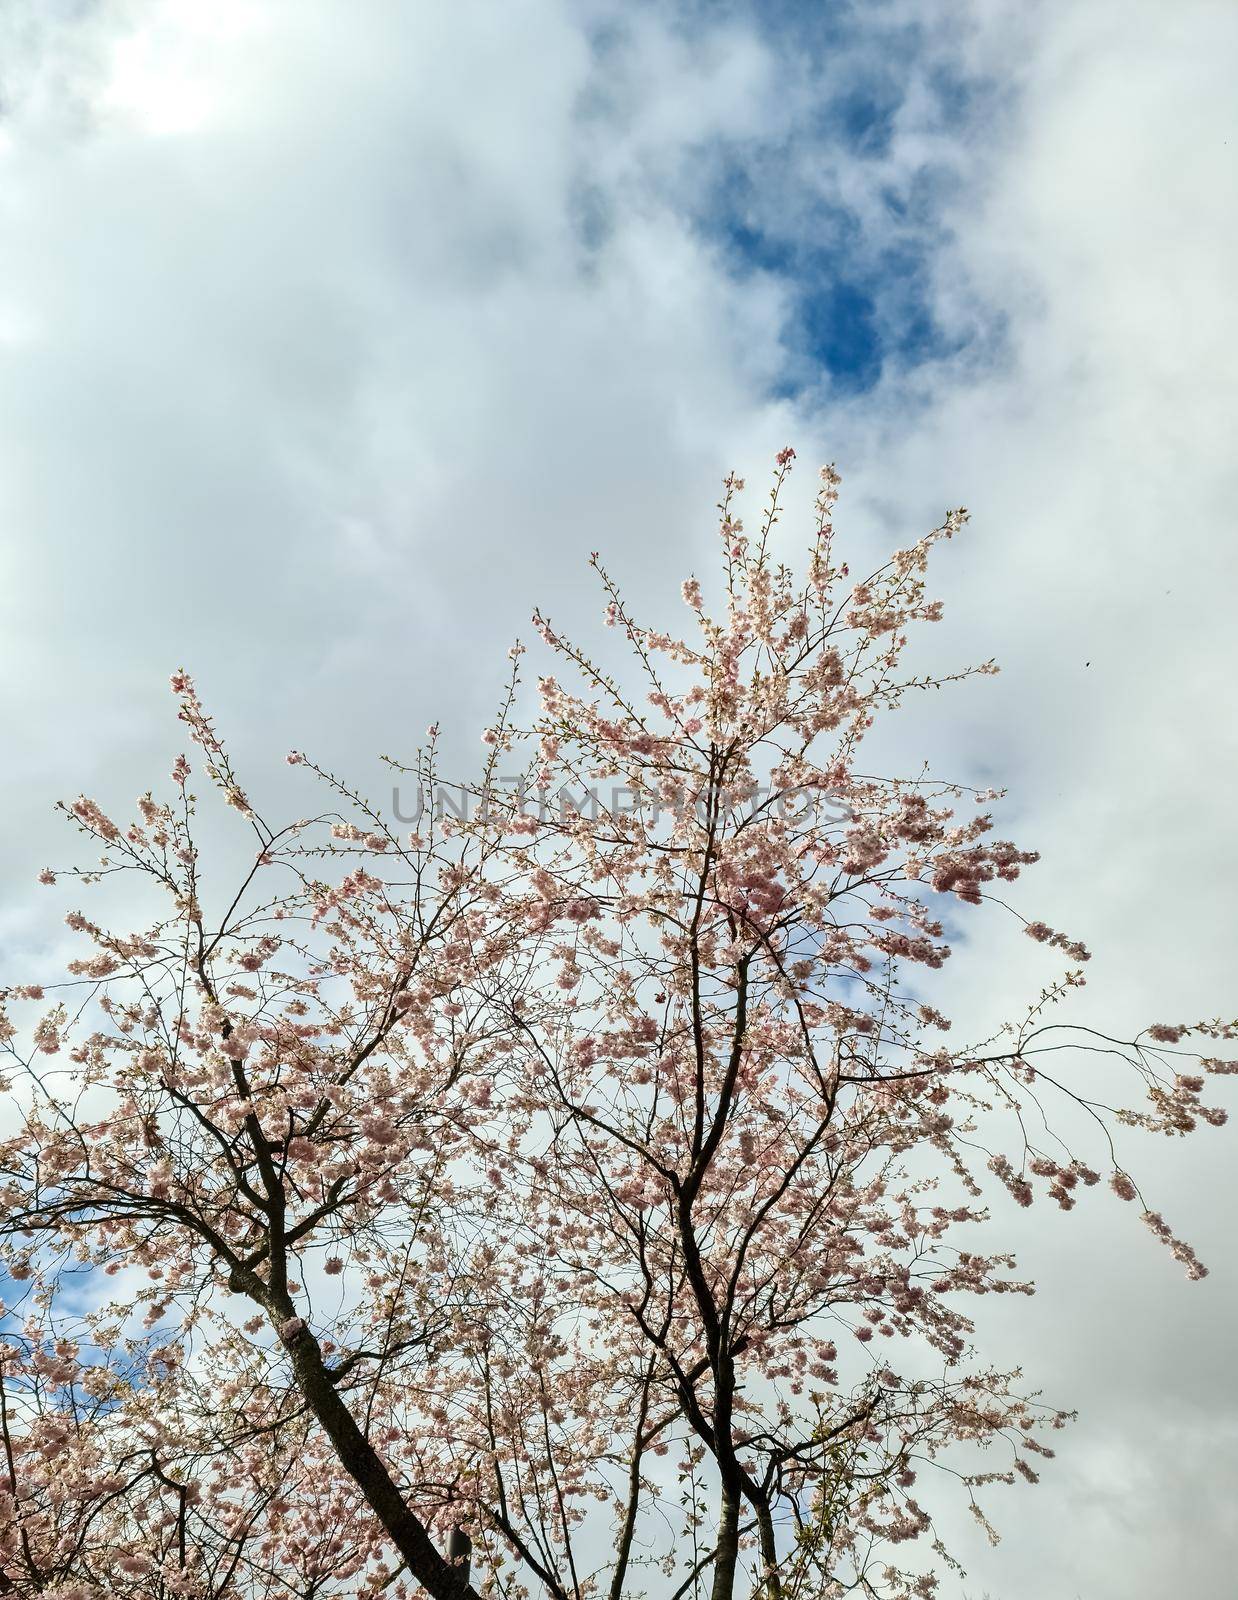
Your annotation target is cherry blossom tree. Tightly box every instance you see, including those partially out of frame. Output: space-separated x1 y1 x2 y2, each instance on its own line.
2 452 1232 1600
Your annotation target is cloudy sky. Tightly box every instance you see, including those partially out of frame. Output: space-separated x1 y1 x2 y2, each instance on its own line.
1 1 1236 1594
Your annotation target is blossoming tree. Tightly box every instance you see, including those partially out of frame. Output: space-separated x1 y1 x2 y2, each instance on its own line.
1 453 1232 1600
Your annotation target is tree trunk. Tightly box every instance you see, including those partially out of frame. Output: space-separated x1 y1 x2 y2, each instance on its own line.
709 1477 743 1600
283 1324 482 1600
447 1526 473 1579
752 1493 782 1600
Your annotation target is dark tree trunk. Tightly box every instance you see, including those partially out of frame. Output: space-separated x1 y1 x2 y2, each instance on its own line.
283 1324 482 1600
447 1526 473 1579
710 1477 743 1600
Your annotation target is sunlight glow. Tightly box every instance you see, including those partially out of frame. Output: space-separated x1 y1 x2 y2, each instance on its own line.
100 0 260 137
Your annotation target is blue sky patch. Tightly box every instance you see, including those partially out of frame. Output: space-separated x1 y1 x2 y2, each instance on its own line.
647 3 1011 398
715 200 974 397
798 280 882 393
